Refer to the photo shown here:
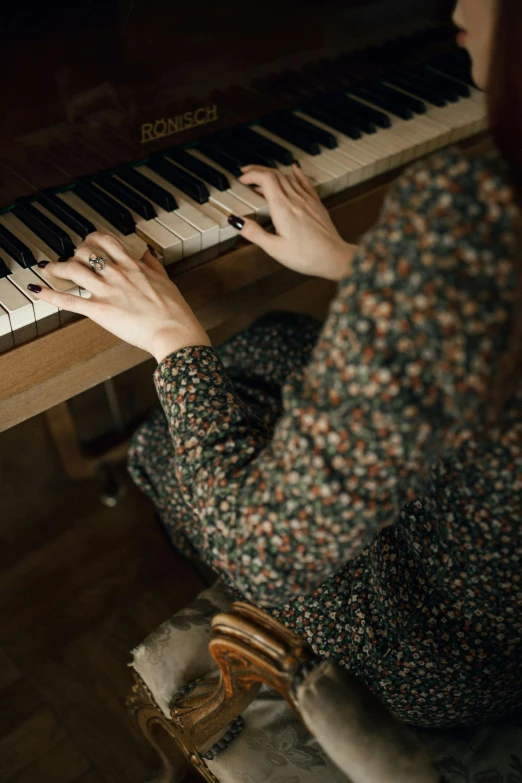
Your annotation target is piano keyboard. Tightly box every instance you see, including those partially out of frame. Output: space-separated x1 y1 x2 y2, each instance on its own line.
0 49 487 353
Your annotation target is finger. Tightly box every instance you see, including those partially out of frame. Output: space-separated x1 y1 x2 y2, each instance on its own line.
28 284 94 316
84 231 136 266
292 162 320 201
232 216 283 257
239 164 275 176
71 243 124 285
237 168 287 206
284 170 311 203
141 245 165 273
276 170 302 202
47 254 108 296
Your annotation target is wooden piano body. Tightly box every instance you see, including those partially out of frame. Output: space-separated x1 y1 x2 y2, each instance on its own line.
0 0 488 433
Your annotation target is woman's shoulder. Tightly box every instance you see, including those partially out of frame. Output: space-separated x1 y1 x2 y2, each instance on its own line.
388 145 518 232
341 144 519 303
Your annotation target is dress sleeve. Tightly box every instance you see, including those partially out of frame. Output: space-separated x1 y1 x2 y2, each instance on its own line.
153 151 506 606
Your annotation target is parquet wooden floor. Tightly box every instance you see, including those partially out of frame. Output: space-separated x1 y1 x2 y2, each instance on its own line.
0 409 205 783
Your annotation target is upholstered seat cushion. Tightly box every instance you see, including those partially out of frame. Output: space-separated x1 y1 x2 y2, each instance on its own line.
130 580 232 717
130 581 351 782
130 582 522 783
297 659 522 783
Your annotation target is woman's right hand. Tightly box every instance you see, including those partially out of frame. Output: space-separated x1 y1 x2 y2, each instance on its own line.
233 163 357 281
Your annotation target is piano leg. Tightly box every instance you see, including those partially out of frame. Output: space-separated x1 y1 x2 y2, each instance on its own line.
44 400 129 503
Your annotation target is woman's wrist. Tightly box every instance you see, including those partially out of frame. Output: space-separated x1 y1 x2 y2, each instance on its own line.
152 325 212 364
323 242 358 281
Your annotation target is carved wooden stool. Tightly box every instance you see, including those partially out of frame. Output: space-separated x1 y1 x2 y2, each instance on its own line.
126 581 522 783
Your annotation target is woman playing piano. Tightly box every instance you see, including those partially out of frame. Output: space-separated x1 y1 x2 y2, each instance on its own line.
31 0 521 728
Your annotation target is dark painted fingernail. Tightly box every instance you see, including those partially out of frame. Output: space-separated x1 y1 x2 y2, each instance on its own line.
37 261 49 268
147 243 158 258
27 283 42 293
228 215 244 230
293 159 301 168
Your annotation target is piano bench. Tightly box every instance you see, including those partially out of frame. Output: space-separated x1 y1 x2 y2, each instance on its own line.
126 581 522 783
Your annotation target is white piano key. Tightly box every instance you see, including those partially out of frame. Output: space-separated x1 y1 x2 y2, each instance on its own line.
138 166 221 248
250 126 333 197
1 248 77 325
347 96 446 161
318 147 362 189
7 268 60 335
111 173 203 255
203 183 254 218
0 304 14 353
153 156 253 219
163 158 255 219
294 112 381 178
0 213 81 298
298 105 411 170
380 85 471 144
59 191 148 259
138 166 236 242
136 219 183 265
93 181 185 264
0 278 37 344
186 149 271 220
151 210 202 256
26 201 92 313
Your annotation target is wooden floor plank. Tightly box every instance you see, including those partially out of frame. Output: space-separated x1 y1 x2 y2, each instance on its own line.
1 708 68 781
0 676 45 738
0 409 205 782
6 736 91 783
0 648 21 692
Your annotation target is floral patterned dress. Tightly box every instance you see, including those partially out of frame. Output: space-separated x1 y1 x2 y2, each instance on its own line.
128 147 522 729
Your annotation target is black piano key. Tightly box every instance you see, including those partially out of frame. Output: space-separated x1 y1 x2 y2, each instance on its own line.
326 93 391 129
228 127 295 165
12 202 75 260
0 256 12 277
146 156 209 204
191 142 243 178
409 66 464 100
0 223 37 268
352 82 422 119
423 65 470 97
288 113 338 148
429 52 474 86
349 85 411 120
385 72 448 106
200 135 276 169
166 148 230 190
300 102 364 139
258 114 321 155
365 81 424 115
116 167 178 212
306 94 374 135
74 181 135 235
92 173 157 220
36 191 96 240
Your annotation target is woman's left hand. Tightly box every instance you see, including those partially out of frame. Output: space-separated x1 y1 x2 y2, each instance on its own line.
32 232 211 363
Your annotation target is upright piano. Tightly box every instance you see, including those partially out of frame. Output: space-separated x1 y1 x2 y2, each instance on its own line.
0 0 489 432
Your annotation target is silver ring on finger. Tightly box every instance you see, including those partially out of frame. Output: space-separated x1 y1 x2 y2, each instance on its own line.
88 253 108 273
